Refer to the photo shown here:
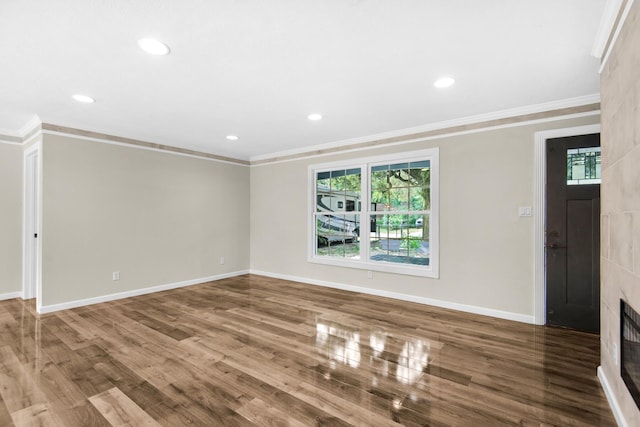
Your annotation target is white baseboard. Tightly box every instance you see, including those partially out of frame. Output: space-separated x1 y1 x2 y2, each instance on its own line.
250 270 535 324
38 270 249 314
0 291 23 301
598 366 628 427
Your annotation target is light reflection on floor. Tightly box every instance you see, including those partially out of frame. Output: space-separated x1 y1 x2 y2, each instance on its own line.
315 316 431 419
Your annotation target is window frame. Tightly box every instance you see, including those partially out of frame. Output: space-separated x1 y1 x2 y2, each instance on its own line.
308 148 439 278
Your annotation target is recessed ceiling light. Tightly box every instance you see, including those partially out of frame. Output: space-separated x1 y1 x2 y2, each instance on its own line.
138 38 171 56
308 113 323 121
72 94 95 103
226 135 239 141
434 77 455 88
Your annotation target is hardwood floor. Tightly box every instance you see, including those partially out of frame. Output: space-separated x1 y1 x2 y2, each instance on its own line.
0 274 615 426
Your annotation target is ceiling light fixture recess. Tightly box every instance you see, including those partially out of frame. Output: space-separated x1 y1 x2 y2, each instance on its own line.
226 135 239 141
138 38 171 55
72 94 95 103
434 77 455 88
307 113 323 121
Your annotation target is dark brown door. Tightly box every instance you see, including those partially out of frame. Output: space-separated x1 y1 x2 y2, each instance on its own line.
546 134 600 334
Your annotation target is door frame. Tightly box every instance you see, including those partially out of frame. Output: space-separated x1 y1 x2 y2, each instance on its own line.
23 141 42 310
533 124 601 325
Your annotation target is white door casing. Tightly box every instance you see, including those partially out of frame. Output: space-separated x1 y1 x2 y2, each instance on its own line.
533 124 601 325
23 142 42 308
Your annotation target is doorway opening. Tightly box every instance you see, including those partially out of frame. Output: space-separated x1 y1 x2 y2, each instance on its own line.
545 133 600 333
533 124 601 329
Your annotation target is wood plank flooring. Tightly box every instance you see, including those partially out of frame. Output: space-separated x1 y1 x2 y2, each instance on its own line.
0 274 615 426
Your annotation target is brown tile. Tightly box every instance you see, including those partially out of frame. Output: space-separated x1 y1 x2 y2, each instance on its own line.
619 146 640 212
609 212 634 270
602 214 610 260
607 92 636 166
601 163 620 215
634 212 640 275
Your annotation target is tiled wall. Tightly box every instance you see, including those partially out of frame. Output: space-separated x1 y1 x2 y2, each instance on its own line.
600 1 640 424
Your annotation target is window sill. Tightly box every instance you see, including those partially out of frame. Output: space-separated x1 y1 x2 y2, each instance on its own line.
308 256 439 278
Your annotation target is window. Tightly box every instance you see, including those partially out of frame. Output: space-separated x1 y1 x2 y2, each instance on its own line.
567 147 601 185
309 148 439 277
314 168 362 259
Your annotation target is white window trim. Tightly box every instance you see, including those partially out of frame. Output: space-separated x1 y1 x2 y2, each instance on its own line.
308 148 439 278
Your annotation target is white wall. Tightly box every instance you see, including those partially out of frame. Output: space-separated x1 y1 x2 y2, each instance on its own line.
40 133 250 308
250 115 599 320
0 143 23 297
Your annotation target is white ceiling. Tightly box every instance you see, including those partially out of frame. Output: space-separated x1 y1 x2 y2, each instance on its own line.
0 0 607 161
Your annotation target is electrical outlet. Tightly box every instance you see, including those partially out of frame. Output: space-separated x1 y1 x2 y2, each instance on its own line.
112 271 120 281
219 256 225 265
367 270 373 279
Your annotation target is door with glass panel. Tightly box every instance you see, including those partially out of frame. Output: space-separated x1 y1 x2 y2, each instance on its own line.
546 133 600 333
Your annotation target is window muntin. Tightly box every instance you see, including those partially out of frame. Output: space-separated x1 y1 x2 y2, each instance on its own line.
309 149 438 277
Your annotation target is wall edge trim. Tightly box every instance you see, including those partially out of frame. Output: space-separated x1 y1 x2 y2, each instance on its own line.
598 366 629 427
249 270 535 324
38 270 250 314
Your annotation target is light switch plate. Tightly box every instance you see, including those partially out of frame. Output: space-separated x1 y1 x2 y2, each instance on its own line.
518 206 532 217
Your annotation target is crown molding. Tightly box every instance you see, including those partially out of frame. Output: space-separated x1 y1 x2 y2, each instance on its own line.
599 0 635 73
0 134 23 145
250 94 601 165
0 127 20 138
592 0 624 58
18 115 42 138
2 94 600 165
0 115 42 145
0 116 249 165
41 123 250 166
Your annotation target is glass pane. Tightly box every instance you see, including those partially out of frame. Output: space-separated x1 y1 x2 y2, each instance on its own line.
330 170 345 191
567 147 601 185
370 163 390 209
387 187 409 211
329 241 345 258
371 161 431 213
369 214 429 266
410 160 430 170
344 169 361 192
330 168 361 191
409 186 429 211
371 184 389 205
409 162 430 195
315 214 360 259
371 194 389 212
390 162 409 171
317 188 343 213
317 168 361 213
317 172 330 189
388 172 408 189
